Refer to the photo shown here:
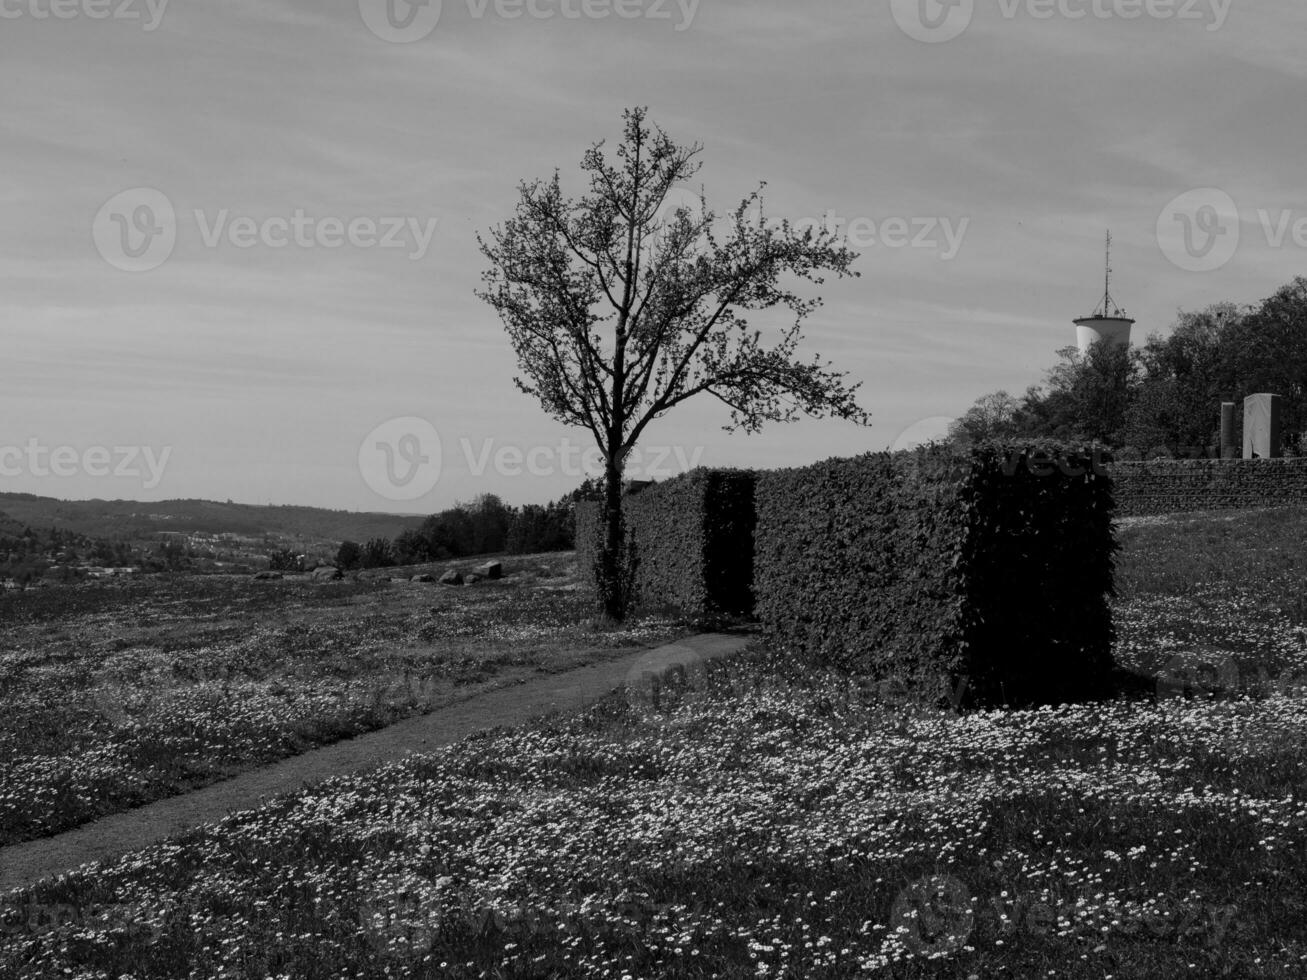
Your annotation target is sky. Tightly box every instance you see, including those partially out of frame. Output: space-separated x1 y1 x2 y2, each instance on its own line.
3 0 1306 513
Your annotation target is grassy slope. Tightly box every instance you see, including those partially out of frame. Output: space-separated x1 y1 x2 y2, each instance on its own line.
1116 507 1307 607
1 512 1305 979
0 554 683 846
3 652 1304 979
1113 508 1307 686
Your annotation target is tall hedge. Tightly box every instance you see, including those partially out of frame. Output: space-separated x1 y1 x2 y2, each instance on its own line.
754 443 1117 708
575 469 756 616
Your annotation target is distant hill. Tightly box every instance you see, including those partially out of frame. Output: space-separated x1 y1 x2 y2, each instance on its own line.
0 494 426 548
0 510 26 538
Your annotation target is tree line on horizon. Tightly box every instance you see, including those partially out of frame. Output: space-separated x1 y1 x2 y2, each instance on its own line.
950 277 1307 458
331 481 601 571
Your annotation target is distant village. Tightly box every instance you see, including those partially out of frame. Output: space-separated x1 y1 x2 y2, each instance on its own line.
0 527 312 591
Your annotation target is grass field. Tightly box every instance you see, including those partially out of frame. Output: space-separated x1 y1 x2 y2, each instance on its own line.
0 554 682 847
1113 508 1307 692
1 510 1306 979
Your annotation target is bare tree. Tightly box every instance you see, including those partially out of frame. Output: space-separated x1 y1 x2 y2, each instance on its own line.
478 107 870 620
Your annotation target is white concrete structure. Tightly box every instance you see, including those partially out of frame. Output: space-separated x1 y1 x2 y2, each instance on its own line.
1074 314 1134 353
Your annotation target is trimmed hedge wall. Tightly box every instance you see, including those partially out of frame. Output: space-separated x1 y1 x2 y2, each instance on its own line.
575 469 756 616
1111 458 1307 515
754 444 1117 708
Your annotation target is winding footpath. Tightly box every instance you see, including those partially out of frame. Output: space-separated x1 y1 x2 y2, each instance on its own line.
0 632 751 896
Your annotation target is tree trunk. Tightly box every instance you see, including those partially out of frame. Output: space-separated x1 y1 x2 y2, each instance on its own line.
597 453 627 621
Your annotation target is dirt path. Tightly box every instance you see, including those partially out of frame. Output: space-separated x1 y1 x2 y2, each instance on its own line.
0 632 751 896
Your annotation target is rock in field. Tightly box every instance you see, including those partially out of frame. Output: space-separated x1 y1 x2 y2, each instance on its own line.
412 574 436 584
465 572 484 585
478 561 503 580
439 570 464 586
312 566 343 582
254 570 282 581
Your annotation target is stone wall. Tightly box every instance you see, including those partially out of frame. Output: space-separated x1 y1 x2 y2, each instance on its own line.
1110 459 1307 516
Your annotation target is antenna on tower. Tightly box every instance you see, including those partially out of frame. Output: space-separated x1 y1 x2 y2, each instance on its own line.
1074 229 1134 352
1094 230 1127 318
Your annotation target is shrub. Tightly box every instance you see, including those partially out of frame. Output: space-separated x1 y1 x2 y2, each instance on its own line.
575 470 756 617
753 443 1117 708
360 538 396 569
335 540 362 571
267 549 303 572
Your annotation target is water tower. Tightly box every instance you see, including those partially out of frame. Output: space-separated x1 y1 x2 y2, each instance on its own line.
1073 232 1135 353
